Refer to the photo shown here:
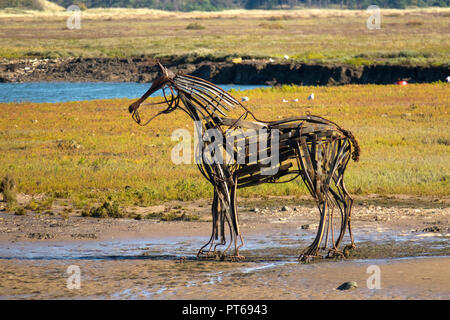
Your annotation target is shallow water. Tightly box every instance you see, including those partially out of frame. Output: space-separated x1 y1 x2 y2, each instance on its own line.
0 226 446 261
0 82 268 103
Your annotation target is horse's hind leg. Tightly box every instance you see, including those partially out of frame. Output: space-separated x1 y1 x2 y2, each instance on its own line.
299 199 329 262
296 137 330 262
328 181 355 258
297 136 350 262
340 178 356 252
328 148 356 257
327 185 347 258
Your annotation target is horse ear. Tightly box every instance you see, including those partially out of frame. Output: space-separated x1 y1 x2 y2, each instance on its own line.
157 62 168 77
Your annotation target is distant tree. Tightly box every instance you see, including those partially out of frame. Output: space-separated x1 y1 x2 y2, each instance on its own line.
0 0 33 8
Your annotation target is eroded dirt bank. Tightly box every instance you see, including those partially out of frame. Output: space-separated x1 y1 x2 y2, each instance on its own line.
0 196 448 299
1 57 448 85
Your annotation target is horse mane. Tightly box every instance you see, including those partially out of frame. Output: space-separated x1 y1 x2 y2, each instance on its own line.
173 73 242 120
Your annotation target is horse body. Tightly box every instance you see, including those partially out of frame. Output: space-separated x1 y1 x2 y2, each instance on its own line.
129 63 360 261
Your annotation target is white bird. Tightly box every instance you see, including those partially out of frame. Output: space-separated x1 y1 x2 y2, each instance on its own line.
293 98 299 102
241 96 249 102
308 93 314 100
269 58 275 63
282 99 288 103
283 55 289 60
446 76 450 83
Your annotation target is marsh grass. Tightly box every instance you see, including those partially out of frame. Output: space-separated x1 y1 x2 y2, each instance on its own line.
0 84 448 206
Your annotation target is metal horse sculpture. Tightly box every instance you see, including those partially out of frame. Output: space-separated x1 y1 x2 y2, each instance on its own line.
129 63 360 262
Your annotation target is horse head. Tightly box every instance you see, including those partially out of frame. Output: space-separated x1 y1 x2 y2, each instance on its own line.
128 63 177 125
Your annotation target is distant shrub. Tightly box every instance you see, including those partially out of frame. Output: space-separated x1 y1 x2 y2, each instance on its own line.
128 186 160 206
14 207 26 216
259 22 284 30
406 20 424 26
40 197 54 209
0 175 16 205
52 190 70 198
345 57 374 66
144 211 200 222
174 180 207 201
59 210 69 219
73 2 88 10
437 138 450 146
265 15 292 21
298 52 327 61
0 0 32 9
25 50 64 59
84 201 125 218
24 197 54 213
186 22 205 30
25 199 39 211
163 212 200 221
81 208 90 217
381 50 424 59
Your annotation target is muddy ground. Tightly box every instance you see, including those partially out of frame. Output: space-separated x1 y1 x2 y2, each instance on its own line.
0 195 448 299
1 57 449 85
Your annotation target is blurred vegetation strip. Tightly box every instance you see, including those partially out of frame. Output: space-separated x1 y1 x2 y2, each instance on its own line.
0 8 448 66
45 0 450 11
0 0 64 10
0 84 448 205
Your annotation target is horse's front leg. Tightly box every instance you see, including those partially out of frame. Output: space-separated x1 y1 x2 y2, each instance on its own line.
212 174 245 261
229 177 245 261
197 189 220 259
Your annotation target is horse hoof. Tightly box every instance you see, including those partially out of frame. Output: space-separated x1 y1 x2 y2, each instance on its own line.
231 255 245 262
298 254 313 263
343 244 355 258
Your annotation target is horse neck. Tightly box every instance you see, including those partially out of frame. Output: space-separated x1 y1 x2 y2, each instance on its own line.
173 74 245 126
179 92 223 131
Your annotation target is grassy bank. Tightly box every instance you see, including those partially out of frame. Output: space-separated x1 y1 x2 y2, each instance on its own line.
0 83 448 207
0 8 449 66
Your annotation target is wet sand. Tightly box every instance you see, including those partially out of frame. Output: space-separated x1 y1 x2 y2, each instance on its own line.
0 256 448 300
0 196 448 299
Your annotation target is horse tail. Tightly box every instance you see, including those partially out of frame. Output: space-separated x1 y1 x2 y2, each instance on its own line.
341 129 360 162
